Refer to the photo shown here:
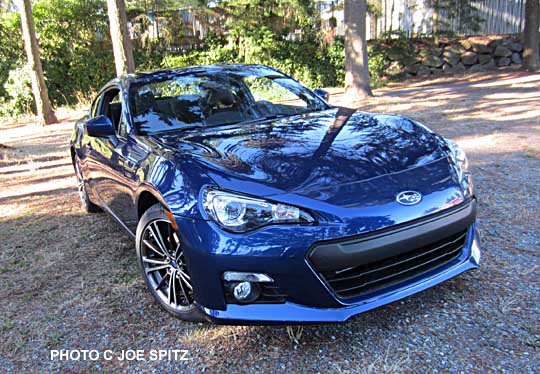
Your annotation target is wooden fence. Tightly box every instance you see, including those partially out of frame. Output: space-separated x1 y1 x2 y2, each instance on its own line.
321 0 528 40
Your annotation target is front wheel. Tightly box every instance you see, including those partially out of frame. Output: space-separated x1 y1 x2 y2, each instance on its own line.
136 204 205 321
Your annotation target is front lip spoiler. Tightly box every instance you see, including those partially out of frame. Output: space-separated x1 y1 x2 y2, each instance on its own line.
200 224 481 324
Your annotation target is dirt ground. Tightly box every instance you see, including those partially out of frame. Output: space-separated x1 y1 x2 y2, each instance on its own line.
0 69 539 373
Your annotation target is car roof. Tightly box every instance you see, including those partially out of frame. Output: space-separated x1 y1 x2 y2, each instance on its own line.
107 64 278 90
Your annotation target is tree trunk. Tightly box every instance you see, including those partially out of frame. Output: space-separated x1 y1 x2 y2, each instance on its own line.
344 0 373 102
106 0 135 76
18 0 57 126
432 0 439 45
523 0 540 71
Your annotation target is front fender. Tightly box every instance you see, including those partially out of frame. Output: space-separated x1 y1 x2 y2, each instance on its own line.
140 154 216 219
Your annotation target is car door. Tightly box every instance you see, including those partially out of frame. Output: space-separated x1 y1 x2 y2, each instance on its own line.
87 87 147 233
81 91 111 206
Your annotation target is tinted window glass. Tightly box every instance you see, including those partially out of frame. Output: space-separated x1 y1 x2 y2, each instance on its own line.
129 67 328 134
90 95 101 118
117 111 127 138
109 92 127 138
98 89 125 136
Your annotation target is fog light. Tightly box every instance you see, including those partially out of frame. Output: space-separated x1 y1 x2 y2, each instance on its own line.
232 281 259 303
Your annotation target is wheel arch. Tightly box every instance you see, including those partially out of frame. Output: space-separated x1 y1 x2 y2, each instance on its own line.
135 184 170 221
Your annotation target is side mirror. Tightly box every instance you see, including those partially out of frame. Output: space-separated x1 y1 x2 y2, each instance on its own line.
314 88 330 102
85 115 115 138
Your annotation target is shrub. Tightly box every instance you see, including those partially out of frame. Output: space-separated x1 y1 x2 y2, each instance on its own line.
162 36 345 89
0 65 34 119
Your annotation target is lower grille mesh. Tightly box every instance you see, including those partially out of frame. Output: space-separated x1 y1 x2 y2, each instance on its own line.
319 230 468 299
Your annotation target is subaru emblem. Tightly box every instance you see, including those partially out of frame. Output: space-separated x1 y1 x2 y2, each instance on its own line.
396 191 422 206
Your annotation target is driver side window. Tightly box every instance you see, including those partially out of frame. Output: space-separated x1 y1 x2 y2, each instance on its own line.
90 96 101 118
98 88 127 139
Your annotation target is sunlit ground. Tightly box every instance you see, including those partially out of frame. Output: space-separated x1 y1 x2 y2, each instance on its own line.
0 69 539 372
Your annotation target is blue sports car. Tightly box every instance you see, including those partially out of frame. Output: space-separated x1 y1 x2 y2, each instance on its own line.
71 64 480 323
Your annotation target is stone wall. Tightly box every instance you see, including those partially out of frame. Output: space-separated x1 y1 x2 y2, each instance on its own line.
375 35 526 79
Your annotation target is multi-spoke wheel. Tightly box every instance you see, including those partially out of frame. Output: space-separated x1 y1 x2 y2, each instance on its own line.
74 157 101 213
136 204 204 321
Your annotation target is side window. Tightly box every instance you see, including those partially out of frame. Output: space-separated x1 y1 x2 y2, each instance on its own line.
89 95 102 118
117 111 128 139
98 88 127 138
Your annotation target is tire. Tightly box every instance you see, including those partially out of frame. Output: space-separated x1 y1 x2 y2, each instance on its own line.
136 204 205 322
74 157 101 213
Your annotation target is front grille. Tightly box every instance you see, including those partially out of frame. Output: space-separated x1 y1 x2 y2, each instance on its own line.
319 230 468 299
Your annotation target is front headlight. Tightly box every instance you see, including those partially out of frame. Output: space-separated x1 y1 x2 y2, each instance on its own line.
445 139 471 195
202 188 314 233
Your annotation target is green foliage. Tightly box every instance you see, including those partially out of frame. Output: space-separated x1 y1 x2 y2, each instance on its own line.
0 0 115 117
162 1 345 88
0 0 415 118
31 0 114 106
366 32 419 86
0 65 34 118
326 38 345 86
0 11 23 100
162 36 344 88
367 49 388 87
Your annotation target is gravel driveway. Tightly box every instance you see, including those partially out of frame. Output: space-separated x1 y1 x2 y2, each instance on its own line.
0 69 538 373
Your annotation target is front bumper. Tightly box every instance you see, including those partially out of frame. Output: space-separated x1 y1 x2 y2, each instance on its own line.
173 201 480 324
202 225 480 323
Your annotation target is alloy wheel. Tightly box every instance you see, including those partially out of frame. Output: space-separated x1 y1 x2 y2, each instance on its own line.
140 219 195 310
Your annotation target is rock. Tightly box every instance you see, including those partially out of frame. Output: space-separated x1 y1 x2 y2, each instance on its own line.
430 67 443 75
478 54 493 65
489 39 504 48
445 44 466 55
405 63 420 74
387 61 402 75
497 57 511 66
442 63 452 72
494 45 512 57
422 55 444 68
402 55 422 65
442 48 454 56
459 39 472 50
483 59 496 68
417 65 432 76
443 50 461 66
386 47 404 61
451 62 466 74
511 52 523 64
420 47 442 58
447 56 461 67
461 52 478 65
472 43 492 54
507 42 523 52
469 64 485 72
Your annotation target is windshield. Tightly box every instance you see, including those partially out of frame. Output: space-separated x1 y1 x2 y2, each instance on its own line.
129 66 329 134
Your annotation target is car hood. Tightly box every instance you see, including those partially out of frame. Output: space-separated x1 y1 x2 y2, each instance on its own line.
154 108 450 195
